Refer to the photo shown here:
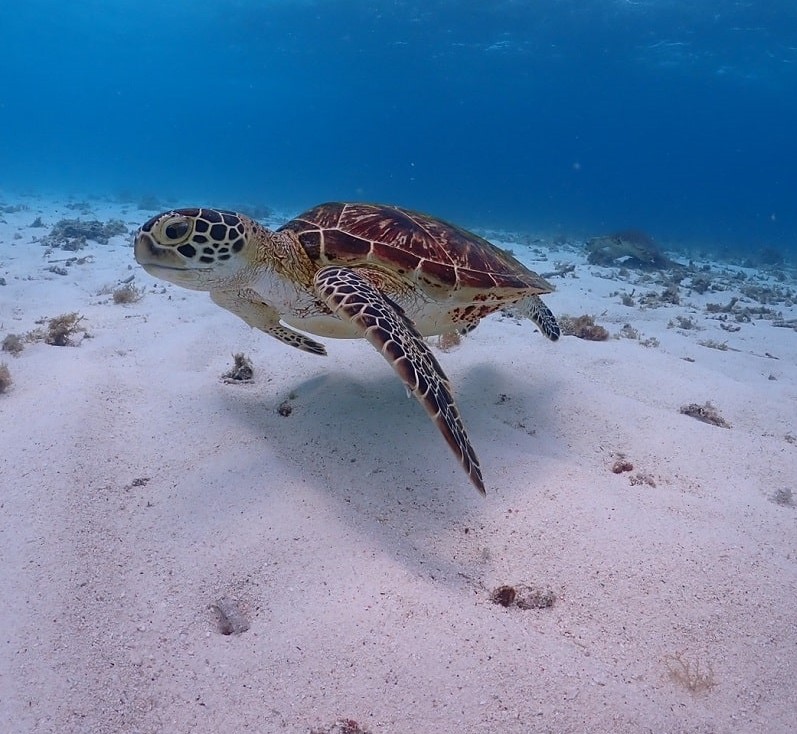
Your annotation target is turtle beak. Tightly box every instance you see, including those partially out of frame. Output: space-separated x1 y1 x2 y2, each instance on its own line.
134 230 184 276
133 229 212 290
134 230 188 271
133 230 159 266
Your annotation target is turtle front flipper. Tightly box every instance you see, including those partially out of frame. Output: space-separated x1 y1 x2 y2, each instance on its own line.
515 295 561 341
314 265 485 495
210 289 327 355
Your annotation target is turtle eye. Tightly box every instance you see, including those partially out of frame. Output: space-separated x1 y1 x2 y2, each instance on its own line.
159 216 192 244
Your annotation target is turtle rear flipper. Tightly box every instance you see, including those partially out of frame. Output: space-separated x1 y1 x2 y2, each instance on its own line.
314 265 485 495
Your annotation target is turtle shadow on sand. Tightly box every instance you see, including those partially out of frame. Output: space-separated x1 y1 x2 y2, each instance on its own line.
134 200 561 580
218 358 560 581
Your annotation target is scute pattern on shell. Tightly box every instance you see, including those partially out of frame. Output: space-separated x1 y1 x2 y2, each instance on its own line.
278 202 552 293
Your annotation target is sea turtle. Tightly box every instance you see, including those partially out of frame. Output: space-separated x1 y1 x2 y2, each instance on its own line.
134 202 560 494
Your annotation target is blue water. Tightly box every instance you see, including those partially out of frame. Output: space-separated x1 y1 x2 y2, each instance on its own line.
1 1 795 253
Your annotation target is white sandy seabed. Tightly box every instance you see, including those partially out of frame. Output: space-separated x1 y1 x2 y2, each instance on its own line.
0 193 795 734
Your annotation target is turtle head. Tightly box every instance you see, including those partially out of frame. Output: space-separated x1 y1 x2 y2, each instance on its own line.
134 208 257 290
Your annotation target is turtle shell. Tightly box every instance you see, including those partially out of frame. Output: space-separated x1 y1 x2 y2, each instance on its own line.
277 202 553 294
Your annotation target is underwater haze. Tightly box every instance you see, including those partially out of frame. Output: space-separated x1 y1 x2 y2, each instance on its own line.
1 0 796 253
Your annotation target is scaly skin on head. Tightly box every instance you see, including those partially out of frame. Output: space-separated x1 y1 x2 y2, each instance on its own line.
134 208 315 292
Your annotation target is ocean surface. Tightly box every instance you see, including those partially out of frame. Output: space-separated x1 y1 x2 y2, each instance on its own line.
1 0 795 256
